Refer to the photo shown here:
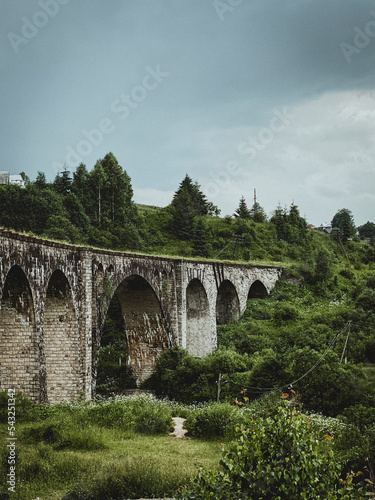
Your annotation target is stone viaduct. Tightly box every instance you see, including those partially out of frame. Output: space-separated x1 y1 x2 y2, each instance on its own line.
0 229 282 403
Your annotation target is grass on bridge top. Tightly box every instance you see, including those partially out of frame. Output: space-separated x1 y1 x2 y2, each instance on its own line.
1 225 283 268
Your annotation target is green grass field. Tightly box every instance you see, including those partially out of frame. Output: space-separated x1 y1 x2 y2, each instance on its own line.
0 421 222 499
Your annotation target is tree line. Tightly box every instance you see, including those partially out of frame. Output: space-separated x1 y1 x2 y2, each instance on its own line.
0 152 374 259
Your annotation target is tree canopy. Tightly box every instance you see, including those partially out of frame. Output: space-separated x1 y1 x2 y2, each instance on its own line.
169 174 218 240
331 208 356 242
234 196 251 219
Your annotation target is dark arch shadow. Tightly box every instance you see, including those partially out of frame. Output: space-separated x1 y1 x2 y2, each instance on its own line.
248 280 268 299
216 280 240 325
100 274 170 387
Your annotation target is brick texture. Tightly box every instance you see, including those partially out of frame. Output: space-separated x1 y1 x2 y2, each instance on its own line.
0 230 282 402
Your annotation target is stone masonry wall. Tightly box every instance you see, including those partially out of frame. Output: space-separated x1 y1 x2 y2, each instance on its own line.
44 271 80 403
0 229 282 401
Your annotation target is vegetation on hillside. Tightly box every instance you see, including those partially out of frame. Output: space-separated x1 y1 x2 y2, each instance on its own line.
2 153 372 263
1 153 375 497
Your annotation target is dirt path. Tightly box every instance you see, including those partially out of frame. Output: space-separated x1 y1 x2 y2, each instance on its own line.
170 417 187 438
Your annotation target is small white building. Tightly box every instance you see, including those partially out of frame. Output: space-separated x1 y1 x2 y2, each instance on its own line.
317 223 332 234
0 171 25 188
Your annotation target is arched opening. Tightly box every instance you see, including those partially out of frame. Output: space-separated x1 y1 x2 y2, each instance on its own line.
186 279 211 357
96 293 136 394
44 270 79 403
99 275 170 387
248 280 268 299
216 280 240 325
0 266 39 400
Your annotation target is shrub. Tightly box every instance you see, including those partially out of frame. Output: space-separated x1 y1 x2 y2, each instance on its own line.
340 404 375 432
84 394 173 434
177 402 368 499
285 348 365 416
355 288 375 311
183 403 238 439
273 303 300 324
248 349 286 394
0 390 36 423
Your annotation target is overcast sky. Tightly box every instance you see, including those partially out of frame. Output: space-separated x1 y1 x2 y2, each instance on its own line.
2 0 375 226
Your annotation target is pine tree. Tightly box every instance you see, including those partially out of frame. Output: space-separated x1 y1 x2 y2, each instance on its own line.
53 168 72 196
89 153 136 228
170 175 212 240
34 171 48 190
250 201 267 222
192 219 210 257
72 163 92 214
358 221 375 240
234 196 251 219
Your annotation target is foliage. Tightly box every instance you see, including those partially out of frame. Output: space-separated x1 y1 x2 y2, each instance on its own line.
177 402 368 499
358 220 375 240
183 402 238 439
192 217 210 257
0 390 35 423
234 195 251 219
143 346 249 403
250 201 267 222
0 393 221 500
331 208 357 242
270 203 307 245
169 174 218 240
96 293 137 395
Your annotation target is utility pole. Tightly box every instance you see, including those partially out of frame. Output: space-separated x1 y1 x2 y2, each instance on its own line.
254 188 257 205
340 321 351 363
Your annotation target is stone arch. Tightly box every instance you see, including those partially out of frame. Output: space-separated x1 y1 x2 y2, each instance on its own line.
0 265 39 400
248 280 268 299
216 280 240 324
108 274 171 385
44 270 80 403
186 279 211 357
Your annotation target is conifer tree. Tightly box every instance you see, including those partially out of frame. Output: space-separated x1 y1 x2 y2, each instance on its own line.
192 218 210 257
89 153 136 228
170 174 213 240
234 196 251 219
34 171 48 190
53 168 72 196
250 201 267 222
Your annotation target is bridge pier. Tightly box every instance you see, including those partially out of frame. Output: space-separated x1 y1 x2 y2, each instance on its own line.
0 230 282 402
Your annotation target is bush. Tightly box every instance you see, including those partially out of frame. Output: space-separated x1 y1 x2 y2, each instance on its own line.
273 303 300 324
0 390 36 423
285 348 366 416
340 404 375 432
355 288 375 311
183 403 238 439
177 402 368 499
84 394 173 434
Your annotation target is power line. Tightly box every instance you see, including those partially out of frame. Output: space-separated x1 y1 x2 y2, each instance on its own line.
242 323 349 394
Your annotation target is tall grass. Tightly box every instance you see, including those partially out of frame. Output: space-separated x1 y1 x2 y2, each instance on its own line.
0 393 223 499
